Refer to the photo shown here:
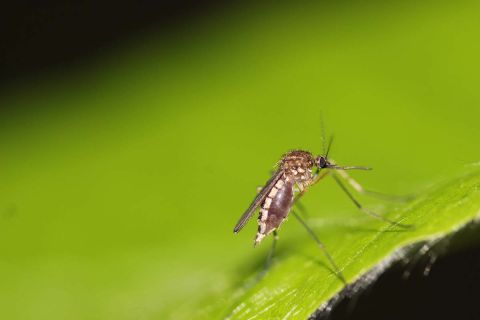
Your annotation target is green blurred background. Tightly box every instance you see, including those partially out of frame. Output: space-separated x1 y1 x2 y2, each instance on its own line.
1 1 479 319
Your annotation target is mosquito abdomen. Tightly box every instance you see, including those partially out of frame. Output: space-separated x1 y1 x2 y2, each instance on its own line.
255 177 294 245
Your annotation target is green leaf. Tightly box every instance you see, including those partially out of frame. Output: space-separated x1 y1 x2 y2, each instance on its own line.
194 170 480 319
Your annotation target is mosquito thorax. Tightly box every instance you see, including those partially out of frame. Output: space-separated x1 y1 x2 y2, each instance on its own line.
280 150 315 182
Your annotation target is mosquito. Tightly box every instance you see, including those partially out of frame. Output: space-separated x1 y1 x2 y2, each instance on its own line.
233 137 411 282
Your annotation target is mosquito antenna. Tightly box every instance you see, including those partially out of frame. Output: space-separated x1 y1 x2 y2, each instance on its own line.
325 135 334 159
320 112 327 155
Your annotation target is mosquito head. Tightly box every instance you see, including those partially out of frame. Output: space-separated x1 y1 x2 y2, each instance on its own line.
316 156 331 169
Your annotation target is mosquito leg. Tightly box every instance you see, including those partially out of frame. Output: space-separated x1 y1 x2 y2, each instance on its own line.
311 169 331 186
294 201 310 219
335 169 413 203
256 231 279 281
265 230 278 270
331 173 412 228
293 170 330 204
292 170 330 220
292 210 346 283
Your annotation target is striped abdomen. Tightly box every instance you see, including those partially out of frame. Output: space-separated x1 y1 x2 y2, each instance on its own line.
255 177 294 245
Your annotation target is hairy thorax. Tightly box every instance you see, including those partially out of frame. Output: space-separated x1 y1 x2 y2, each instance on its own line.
280 150 316 186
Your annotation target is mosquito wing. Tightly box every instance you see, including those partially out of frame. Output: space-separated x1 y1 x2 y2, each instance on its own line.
233 169 285 233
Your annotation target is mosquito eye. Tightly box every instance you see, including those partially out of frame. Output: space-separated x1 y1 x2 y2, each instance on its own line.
318 157 326 168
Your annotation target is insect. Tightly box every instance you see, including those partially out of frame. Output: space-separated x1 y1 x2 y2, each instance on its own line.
233 137 410 282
